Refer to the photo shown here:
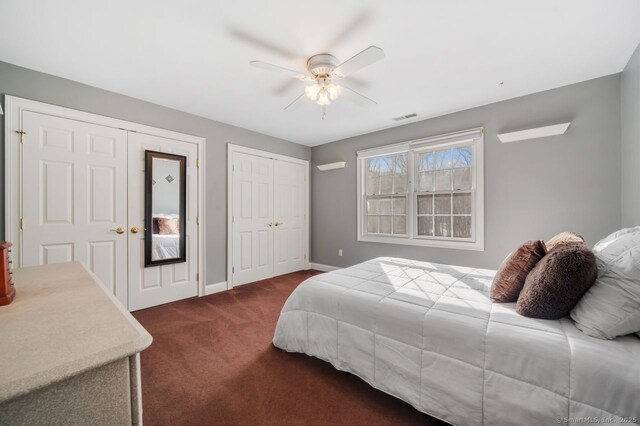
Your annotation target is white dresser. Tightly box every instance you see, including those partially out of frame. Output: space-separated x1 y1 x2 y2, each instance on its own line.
0 262 153 425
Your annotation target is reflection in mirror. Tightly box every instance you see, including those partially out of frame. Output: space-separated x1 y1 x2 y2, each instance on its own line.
145 151 187 266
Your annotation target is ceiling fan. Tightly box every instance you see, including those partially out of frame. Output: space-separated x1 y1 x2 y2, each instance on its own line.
250 45 385 118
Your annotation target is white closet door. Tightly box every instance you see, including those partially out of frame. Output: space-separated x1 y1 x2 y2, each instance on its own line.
21 111 129 305
273 160 306 276
232 152 274 285
127 132 199 311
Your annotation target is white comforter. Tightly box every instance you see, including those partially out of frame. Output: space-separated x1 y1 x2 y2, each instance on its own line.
273 257 640 425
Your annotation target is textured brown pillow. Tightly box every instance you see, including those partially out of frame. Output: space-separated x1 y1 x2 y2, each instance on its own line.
491 240 547 303
157 217 180 235
546 232 585 251
516 243 597 319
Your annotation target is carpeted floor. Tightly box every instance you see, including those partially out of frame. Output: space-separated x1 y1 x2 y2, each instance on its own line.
133 270 445 426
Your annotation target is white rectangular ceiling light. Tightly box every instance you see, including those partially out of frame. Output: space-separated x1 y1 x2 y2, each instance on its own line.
497 122 571 143
317 161 346 171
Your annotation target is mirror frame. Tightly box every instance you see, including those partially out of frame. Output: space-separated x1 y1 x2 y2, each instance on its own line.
144 150 187 267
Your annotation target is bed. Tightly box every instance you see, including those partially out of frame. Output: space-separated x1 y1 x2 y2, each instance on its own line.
273 257 640 425
151 234 180 259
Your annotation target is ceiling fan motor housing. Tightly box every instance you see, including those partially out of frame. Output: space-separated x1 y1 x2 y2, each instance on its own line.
307 53 339 77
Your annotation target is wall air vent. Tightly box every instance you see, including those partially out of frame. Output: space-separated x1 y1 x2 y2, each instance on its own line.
393 113 418 122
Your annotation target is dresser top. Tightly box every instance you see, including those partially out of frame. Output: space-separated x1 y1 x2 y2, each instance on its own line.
0 262 152 402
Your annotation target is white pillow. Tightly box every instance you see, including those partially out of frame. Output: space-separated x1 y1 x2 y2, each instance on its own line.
570 227 640 339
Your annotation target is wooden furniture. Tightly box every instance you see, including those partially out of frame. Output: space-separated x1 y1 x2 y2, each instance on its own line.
0 262 153 425
0 242 15 306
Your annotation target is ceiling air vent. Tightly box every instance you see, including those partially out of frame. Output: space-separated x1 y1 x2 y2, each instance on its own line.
393 113 418 122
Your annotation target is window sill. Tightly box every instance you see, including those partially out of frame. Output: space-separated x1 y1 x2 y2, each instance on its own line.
357 234 484 251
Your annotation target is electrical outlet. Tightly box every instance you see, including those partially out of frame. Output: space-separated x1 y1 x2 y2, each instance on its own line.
338 249 343 257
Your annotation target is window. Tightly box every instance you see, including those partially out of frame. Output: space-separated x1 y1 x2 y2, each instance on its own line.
357 128 484 250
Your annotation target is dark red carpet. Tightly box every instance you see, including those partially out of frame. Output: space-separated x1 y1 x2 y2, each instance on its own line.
133 270 445 426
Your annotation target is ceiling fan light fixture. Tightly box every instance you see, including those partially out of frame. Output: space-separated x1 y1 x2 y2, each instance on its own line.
326 83 341 100
305 83 321 101
317 88 331 106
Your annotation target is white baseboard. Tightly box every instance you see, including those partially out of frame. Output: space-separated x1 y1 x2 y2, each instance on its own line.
308 262 340 272
205 281 228 295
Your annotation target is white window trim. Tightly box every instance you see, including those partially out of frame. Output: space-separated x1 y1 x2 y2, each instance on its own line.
356 127 484 251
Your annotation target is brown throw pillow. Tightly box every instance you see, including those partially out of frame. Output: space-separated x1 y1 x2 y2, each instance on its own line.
546 231 585 251
152 217 160 234
157 217 180 235
516 243 597 319
491 240 547 303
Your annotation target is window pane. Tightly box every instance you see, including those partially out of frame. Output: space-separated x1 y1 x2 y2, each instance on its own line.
393 216 406 235
432 149 452 170
452 193 471 214
434 169 451 191
378 198 392 214
452 146 472 168
380 175 393 194
393 174 407 193
434 194 452 214
417 216 433 236
367 216 378 233
435 216 451 237
379 216 392 234
366 198 378 214
453 216 472 238
452 167 471 190
417 195 433 214
366 176 379 195
418 171 434 192
417 152 433 172
393 197 406 214
394 155 407 174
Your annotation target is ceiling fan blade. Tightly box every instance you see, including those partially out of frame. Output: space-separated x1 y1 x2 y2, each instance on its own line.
341 85 377 108
334 46 385 77
284 93 306 111
324 10 373 51
274 78 305 95
250 61 310 80
229 28 301 60
341 75 369 89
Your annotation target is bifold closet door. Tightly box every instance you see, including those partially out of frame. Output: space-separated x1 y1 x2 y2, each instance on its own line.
127 132 199 311
273 159 306 276
21 111 129 305
231 152 274 285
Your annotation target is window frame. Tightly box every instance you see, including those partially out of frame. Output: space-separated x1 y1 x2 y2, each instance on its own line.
356 128 484 251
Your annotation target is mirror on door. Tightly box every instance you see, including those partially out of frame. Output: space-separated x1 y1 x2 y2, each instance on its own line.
145 150 187 266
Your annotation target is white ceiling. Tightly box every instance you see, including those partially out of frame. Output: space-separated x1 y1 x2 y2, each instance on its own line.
1 0 639 146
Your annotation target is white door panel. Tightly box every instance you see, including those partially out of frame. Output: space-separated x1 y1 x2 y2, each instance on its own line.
273 160 306 275
231 151 307 286
232 152 274 285
22 111 128 305
127 132 199 311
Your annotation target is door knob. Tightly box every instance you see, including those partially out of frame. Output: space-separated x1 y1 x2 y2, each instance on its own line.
274 222 283 227
130 226 141 234
110 227 125 234
267 222 274 227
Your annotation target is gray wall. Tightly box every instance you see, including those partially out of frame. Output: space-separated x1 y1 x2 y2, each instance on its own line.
0 61 310 285
311 75 622 270
621 44 640 227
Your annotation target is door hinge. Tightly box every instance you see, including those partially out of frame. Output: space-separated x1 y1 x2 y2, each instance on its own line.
19 217 24 230
232 164 235 172
196 273 199 282
232 216 234 223
304 175 307 182
196 216 199 225
16 130 26 144
232 266 235 274
304 253 307 260
196 159 200 168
